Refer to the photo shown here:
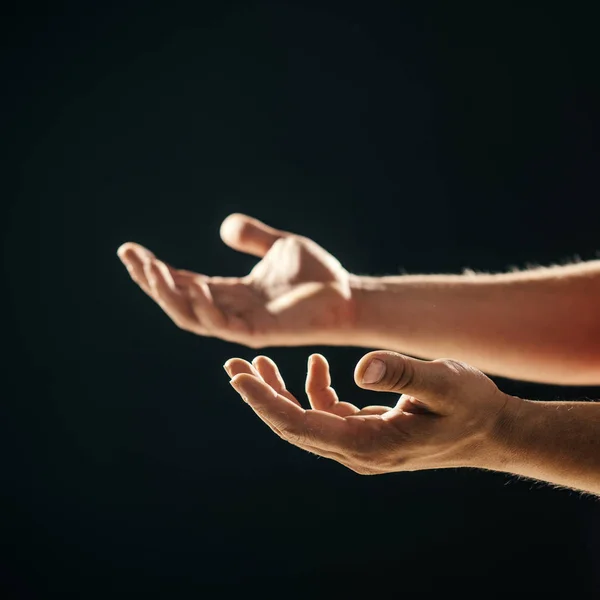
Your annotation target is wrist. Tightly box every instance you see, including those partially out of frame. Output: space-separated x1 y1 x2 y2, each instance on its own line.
348 274 385 344
475 392 530 473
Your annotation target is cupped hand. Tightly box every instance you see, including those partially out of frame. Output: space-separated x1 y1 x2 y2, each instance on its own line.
224 351 512 474
117 214 355 347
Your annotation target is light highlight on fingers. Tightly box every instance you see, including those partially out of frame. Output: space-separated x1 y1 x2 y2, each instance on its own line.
119 248 153 297
230 373 351 450
305 353 340 411
219 213 287 258
251 355 301 407
224 358 260 379
188 280 227 332
145 260 197 327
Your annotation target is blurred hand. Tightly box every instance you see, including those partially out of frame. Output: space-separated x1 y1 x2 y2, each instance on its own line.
224 351 512 474
117 214 355 347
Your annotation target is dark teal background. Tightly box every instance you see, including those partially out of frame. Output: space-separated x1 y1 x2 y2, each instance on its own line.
3 2 600 595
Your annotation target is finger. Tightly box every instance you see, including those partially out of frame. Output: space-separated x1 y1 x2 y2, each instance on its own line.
170 274 252 338
395 394 433 415
230 373 351 450
305 353 337 411
117 242 155 263
225 357 301 412
354 351 456 415
219 213 290 258
229 373 305 441
305 354 358 417
170 269 227 285
188 279 228 331
250 355 301 407
169 269 205 286
117 243 156 296
227 379 347 461
223 358 261 379
144 259 197 329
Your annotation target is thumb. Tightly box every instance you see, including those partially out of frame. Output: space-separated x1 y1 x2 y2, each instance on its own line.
219 213 290 258
354 351 456 414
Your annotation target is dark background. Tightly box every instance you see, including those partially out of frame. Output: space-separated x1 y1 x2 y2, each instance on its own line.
3 1 600 596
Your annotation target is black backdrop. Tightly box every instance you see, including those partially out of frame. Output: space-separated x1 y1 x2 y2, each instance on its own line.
3 2 600 596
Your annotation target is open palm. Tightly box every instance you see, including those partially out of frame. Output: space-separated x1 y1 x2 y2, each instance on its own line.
225 352 397 473
118 214 355 347
224 351 508 475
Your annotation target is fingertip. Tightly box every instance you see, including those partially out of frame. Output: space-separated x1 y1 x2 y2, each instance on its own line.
219 213 284 257
230 372 276 399
219 213 248 242
309 353 329 372
354 351 401 386
118 242 155 265
223 212 249 224
354 352 374 383
248 355 264 372
229 372 244 385
223 359 234 376
229 372 253 389
117 243 138 263
116 243 130 259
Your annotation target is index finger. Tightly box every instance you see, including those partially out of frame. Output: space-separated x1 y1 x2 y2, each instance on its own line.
230 373 351 450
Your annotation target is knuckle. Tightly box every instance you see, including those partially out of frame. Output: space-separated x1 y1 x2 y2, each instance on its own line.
436 358 467 373
435 358 470 387
385 359 415 392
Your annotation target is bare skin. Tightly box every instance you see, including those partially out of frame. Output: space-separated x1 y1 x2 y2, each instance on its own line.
117 213 600 495
224 352 600 495
117 213 600 384
224 352 508 475
117 214 356 348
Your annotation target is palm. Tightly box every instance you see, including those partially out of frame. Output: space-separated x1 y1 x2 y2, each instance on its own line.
242 234 354 344
224 352 402 474
118 214 355 348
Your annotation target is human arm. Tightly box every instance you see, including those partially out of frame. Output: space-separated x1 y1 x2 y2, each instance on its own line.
117 213 600 385
350 262 600 385
225 351 600 496
489 396 600 494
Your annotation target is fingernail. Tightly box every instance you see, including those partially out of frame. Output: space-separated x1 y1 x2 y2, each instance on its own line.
362 359 385 384
223 362 232 377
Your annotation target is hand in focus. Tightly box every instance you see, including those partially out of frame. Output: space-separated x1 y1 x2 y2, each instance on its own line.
224 351 512 474
117 214 355 347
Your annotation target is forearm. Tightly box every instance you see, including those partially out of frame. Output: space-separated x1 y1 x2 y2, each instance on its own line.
348 260 600 384
480 396 600 496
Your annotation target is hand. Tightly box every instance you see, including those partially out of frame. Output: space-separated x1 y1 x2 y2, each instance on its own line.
117 214 355 347
224 351 513 474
